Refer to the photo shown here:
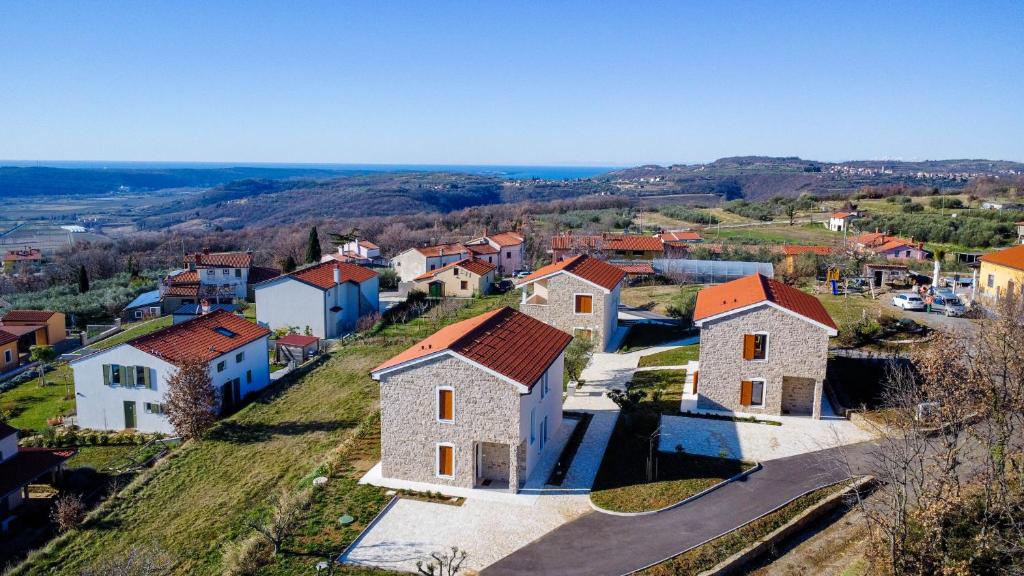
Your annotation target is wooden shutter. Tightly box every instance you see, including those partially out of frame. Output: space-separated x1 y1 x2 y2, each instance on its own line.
127 366 137 387
438 389 453 421
740 380 753 406
103 364 111 386
692 371 699 395
438 445 453 476
143 368 153 389
742 335 755 360
575 294 593 314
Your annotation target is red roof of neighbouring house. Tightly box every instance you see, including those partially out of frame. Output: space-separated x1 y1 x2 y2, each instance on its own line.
614 263 656 275
372 307 572 388
550 234 664 253
358 240 380 250
163 283 200 298
1 310 57 324
876 239 916 253
781 245 834 256
168 270 199 284
979 244 1024 272
466 243 499 255
0 329 19 346
831 212 854 219
289 261 378 290
414 258 497 281
128 309 269 364
517 254 626 291
485 231 525 247
276 334 319 347
659 230 702 243
414 243 468 258
0 447 76 499
185 250 253 268
247 266 281 284
694 273 837 331
3 248 42 262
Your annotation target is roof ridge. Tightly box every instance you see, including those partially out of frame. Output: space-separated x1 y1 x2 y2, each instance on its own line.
449 306 514 353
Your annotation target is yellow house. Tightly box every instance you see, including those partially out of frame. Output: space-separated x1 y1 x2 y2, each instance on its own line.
0 330 18 372
977 245 1024 306
0 310 67 347
412 258 497 298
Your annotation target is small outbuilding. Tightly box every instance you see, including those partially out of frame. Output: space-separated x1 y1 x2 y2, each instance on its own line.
863 263 911 287
274 334 320 364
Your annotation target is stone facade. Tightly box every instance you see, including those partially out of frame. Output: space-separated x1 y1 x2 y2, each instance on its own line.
696 305 829 418
520 273 620 351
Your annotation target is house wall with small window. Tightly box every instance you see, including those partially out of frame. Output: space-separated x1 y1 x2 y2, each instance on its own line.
520 273 620 352
256 278 328 338
72 336 270 434
517 354 563 479
197 266 249 299
411 266 495 298
696 305 829 417
976 261 1024 307
0 339 18 372
391 250 468 283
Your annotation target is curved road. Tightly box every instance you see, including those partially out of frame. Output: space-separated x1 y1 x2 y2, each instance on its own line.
483 443 875 576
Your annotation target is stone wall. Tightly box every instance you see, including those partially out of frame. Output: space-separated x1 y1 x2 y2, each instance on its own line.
781 376 816 415
696 306 829 418
520 273 612 350
378 354 523 490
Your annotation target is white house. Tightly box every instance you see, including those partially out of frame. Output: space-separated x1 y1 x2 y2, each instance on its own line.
826 212 856 232
71 310 271 434
465 231 526 276
391 243 469 283
254 261 380 339
322 239 383 266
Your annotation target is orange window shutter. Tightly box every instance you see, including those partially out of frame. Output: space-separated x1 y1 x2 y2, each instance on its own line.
740 380 753 406
576 294 593 313
439 446 453 475
692 371 699 395
439 390 453 420
742 334 755 360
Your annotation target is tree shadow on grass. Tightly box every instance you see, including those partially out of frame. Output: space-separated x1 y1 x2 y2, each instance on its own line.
206 420 355 444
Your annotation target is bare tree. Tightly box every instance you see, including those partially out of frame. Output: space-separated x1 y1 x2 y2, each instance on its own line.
163 358 217 440
79 543 174 576
50 493 86 532
247 487 312 555
416 547 468 576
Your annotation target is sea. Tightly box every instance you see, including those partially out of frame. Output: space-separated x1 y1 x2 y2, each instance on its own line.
0 161 617 180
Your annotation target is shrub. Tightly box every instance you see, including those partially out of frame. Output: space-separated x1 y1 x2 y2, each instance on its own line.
49 493 86 532
902 202 925 213
929 196 964 209
222 534 273 576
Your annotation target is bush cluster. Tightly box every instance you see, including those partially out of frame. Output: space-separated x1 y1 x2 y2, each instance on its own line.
857 212 1019 247
20 427 162 448
5 272 157 326
656 205 720 225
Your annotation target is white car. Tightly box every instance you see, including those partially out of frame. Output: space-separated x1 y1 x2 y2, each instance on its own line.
892 293 926 311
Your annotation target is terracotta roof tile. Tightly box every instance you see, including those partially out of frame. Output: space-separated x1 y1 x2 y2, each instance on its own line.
414 243 468 258
129 309 269 364
660 230 702 243
247 266 281 284
831 212 854 219
614 263 655 275
0 329 17 346
289 261 378 290
372 307 572 388
550 234 664 253
185 251 253 268
466 243 499 255
359 240 380 250
167 270 199 284
694 273 837 331
163 283 200 298
485 231 525 247
980 244 1024 272
517 254 625 291
1 310 57 324
781 245 834 256
276 334 319 347
414 258 497 281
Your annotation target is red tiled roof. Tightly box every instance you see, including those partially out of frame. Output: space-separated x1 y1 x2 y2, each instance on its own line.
0 447 76 499
3 248 42 261
414 243 468 258
163 283 200 298
659 230 702 243
167 270 199 284
467 243 499 255
414 258 497 281
876 239 916 253
288 260 378 290
831 212 853 219
0 329 17 346
614 263 655 275
129 309 269 364
247 266 281 284
372 307 572 388
185 251 253 268
0 324 43 337
276 334 319 347
486 231 524 247
1 310 57 324
517 254 625 291
851 232 890 247
781 245 834 256
550 234 664 253
979 244 1024 272
694 273 837 331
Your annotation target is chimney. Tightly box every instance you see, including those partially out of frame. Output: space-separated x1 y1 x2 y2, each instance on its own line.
201 299 210 315
203 247 211 255
333 266 341 285
194 252 202 265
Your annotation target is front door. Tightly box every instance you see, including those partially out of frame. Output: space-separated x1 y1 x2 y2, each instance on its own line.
429 282 444 298
874 271 883 287
123 401 137 429
475 443 483 483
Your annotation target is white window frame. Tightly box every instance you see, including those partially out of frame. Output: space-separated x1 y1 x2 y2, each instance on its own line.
134 309 144 320
207 269 215 278
221 268 230 277
530 408 536 445
751 331 769 362
749 378 766 407
435 442 456 479
3 349 11 364
573 292 595 315
436 386 455 424
235 351 245 363
216 360 226 373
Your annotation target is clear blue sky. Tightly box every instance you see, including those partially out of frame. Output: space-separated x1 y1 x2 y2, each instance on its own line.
1 1 1021 165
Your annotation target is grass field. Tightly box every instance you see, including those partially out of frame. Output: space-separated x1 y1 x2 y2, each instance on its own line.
90 316 173 351
10 293 515 576
814 292 892 330
637 344 699 368
0 364 75 431
621 284 701 316
708 222 838 245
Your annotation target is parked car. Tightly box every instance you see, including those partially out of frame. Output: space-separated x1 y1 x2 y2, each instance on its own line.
514 270 532 279
893 293 926 311
931 295 965 317
933 287 957 299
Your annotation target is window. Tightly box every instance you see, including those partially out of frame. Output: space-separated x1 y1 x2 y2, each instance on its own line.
740 379 765 407
530 408 536 445
144 402 163 414
453 267 459 276
988 274 995 288
574 294 593 314
207 270 215 278
216 360 226 372
246 370 252 384
540 371 548 399
110 364 122 386
134 309 144 320
743 333 768 361
460 280 468 290
214 327 237 338
436 444 454 478
4 349 12 364
430 264 436 271
506 251 511 259
632 250 643 256
221 268 229 277
135 366 149 388
235 351 245 363
234 268 242 278
437 388 454 422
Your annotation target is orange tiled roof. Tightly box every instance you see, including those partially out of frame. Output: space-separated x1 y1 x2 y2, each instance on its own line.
660 230 702 243
129 309 269 364
1 310 57 324
0 329 18 346
163 283 200 298
372 307 572 388
167 270 199 285
694 273 837 331
414 258 496 281
614 263 655 275
831 212 853 219
875 239 916 253
486 231 525 247
276 334 319 347
781 245 834 256
466 243 499 255
414 243 468 258
358 240 380 250
185 251 253 268
979 244 1024 272
551 234 664 253
290 261 378 290
517 254 625 291
851 232 890 247
3 248 42 261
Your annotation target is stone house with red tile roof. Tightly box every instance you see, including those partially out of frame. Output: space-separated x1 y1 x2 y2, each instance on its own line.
516 254 625 351
70 310 271 433
391 243 470 283
411 258 497 298
691 273 838 419
370 307 571 493
254 260 379 339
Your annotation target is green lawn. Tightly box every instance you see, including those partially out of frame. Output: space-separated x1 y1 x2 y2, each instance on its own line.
637 344 700 368
590 369 752 513
621 324 695 352
814 292 890 330
0 364 75 431
620 284 701 317
65 445 161 471
91 316 173 350
10 294 515 576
